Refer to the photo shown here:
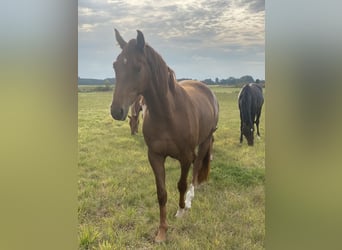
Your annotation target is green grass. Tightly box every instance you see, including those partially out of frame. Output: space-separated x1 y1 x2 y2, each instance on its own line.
78 86 265 249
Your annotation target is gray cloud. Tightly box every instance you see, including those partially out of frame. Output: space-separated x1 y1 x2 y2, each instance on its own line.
237 0 265 12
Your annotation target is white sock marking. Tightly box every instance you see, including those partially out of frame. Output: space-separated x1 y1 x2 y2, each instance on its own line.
185 184 195 209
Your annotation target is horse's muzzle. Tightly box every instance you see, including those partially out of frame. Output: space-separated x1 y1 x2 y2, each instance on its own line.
110 106 126 121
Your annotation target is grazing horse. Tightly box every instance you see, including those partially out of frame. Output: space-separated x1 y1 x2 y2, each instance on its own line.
238 83 264 146
128 95 143 135
139 95 147 119
110 29 219 242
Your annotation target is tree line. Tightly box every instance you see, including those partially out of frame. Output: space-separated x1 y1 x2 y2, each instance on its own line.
201 75 265 86
78 75 265 87
78 77 115 85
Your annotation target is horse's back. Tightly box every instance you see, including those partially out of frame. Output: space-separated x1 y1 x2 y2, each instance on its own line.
239 83 264 126
239 83 263 107
179 80 219 135
250 84 264 108
180 80 218 114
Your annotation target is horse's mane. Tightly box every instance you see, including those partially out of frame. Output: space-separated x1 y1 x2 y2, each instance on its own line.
144 44 176 95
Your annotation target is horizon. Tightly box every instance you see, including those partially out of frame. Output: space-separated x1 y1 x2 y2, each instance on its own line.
77 74 265 81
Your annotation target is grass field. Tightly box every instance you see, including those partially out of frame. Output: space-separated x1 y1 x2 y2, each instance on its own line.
78 86 265 249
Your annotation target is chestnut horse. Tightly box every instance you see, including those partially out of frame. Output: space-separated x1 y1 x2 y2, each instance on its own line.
110 29 219 242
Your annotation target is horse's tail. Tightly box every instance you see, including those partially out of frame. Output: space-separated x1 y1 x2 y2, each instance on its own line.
197 147 211 184
197 133 215 184
197 90 218 184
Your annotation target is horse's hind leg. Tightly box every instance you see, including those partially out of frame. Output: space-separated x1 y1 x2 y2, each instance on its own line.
148 150 167 242
255 110 262 137
210 135 215 160
240 119 243 143
177 134 216 214
185 137 212 209
175 158 192 218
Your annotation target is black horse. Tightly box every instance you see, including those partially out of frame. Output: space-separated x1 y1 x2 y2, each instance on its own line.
238 83 264 146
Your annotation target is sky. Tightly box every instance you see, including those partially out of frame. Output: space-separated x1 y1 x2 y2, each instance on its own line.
78 0 265 81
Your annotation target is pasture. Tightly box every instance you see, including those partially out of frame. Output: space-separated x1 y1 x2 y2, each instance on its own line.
78 86 265 249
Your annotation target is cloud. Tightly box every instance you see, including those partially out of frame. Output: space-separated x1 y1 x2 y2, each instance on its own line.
78 0 264 43
237 0 265 12
78 0 265 79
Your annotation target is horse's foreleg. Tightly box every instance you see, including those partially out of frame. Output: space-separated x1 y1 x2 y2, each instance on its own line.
148 151 167 243
256 121 260 138
175 159 191 218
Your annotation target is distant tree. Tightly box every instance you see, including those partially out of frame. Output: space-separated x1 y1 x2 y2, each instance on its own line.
227 77 236 85
219 78 228 85
177 78 192 82
239 75 254 84
202 78 215 85
104 78 115 84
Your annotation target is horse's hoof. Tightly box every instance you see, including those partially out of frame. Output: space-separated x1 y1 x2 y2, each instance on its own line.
154 230 166 243
175 208 186 218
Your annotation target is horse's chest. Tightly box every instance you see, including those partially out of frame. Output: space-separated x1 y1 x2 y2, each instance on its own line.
143 127 193 158
151 139 179 157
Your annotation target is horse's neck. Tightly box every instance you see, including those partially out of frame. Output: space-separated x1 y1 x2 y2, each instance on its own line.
143 82 177 120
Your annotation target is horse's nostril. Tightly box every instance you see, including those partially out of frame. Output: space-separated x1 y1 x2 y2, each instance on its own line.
111 107 124 120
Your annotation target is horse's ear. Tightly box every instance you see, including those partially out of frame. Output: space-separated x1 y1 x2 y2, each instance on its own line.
114 28 127 49
136 30 145 52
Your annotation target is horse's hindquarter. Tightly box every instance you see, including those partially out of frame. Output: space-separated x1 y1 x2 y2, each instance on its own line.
180 80 219 143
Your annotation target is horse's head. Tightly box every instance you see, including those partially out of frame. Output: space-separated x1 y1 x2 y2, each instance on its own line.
242 123 254 146
110 29 149 121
